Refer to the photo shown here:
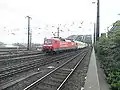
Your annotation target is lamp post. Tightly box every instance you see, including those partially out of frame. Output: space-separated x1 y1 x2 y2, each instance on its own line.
92 0 100 41
96 0 100 41
93 23 96 43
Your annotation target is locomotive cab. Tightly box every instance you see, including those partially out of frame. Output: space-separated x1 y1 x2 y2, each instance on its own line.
42 39 53 52
42 39 59 53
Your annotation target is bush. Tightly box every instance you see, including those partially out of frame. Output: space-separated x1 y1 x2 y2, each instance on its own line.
95 20 120 90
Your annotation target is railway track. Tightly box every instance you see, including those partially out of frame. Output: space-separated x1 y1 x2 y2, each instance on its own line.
0 53 46 69
0 49 88 90
0 53 45 67
0 48 26 52
23 50 88 90
0 51 43 59
0 50 82 80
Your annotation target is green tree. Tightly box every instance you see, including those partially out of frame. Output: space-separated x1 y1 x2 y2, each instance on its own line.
96 20 120 90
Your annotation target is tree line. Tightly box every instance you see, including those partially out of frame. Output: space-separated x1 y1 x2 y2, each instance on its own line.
95 20 120 90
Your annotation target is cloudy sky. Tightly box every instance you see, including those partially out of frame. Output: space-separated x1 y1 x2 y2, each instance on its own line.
0 0 120 44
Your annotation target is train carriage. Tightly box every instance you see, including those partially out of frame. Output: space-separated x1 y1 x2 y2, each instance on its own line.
73 40 88 49
42 37 77 53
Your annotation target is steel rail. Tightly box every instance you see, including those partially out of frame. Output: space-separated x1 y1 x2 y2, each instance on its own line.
0 53 45 62
0 51 76 72
23 50 88 90
57 52 88 90
0 51 43 59
0 51 80 79
0 50 84 90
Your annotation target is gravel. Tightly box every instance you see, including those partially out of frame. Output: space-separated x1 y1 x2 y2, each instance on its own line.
0 48 91 90
61 47 92 90
0 54 45 68
0 51 80 90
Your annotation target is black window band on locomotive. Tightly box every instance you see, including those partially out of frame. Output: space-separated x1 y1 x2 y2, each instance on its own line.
44 39 52 44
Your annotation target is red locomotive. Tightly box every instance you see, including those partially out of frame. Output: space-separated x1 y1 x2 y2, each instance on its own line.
42 37 77 53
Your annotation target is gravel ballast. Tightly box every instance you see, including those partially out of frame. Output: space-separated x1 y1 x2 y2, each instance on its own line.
62 47 92 90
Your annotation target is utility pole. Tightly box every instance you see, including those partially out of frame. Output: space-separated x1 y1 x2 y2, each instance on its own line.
26 16 32 50
57 24 61 38
57 27 59 37
94 23 96 43
96 0 100 41
30 30 32 50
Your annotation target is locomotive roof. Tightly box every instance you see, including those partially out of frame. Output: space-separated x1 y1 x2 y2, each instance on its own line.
51 38 60 40
46 37 75 42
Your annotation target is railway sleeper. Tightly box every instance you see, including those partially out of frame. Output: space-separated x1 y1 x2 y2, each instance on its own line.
51 74 66 79
35 82 58 89
56 69 71 74
54 72 69 76
0 63 41 79
33 85 54 90
49 77 63 83
41 81 60 87
44 78 62 84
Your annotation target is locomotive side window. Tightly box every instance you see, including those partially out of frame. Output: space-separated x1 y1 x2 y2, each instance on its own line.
44 39 52 44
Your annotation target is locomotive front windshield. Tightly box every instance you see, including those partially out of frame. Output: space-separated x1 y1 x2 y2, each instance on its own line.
44 39 52 44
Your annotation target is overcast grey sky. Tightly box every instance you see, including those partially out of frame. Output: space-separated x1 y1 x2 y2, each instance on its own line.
0 0 120 44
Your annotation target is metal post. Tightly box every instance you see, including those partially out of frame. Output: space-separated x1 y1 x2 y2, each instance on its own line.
57 27 59 37
26 16 32 50
94 23 96 43
30 30 32 50
96 0 100 41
